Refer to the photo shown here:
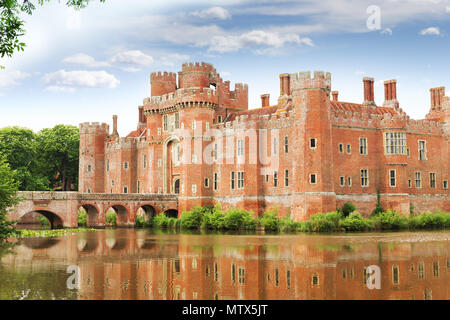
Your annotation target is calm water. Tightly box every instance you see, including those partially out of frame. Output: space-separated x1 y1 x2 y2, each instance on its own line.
0 229 449 300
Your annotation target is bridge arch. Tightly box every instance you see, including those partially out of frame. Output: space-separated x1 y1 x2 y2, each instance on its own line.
78 202 100 227
105 203 130 227
18 210 64 229
164 209 179 218
136 203 157 226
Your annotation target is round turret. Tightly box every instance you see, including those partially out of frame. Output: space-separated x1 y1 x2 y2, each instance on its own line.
179 62 217 89
150 71 177 97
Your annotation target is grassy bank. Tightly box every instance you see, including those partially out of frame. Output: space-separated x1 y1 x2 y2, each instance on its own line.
140 204 450 233
11 228 97 238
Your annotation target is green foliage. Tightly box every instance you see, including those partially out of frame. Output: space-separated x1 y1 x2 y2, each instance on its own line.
0 0 105 61
39 214 50 227
153 213 169 228
223 208 256 230
305 212 343 232
408 210 450 230
279 216 300 232
12 228 96 238
341 202 356 217
105 211 116 227
369 209 408 230
341 212 371 231
371 189 384 216
77 209 87 227
259 208 280 231
0 154 19 240
203 206 226 230
181 206 212 229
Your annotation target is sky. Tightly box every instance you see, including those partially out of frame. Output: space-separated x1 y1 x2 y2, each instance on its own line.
1 0 450 136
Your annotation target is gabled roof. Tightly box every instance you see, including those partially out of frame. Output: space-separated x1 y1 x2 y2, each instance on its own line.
330 101 397 115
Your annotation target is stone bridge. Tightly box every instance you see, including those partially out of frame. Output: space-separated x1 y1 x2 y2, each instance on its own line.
9 192 179 229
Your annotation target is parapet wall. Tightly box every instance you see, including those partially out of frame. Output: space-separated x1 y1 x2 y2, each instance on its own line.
290 71 332 94
79 122 109 135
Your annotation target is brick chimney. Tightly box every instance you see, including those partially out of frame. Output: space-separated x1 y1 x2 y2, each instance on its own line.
430 86 445 109
331 91 339 101
112 115 118 136
279 73 290 95
261 94 270 108
363 77 375 105
383 80 399 109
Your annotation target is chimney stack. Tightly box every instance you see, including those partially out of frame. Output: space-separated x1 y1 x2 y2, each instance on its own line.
332 91 339 101
430 86 445 109
138 106 145 123
261 94 270 108
112 115 118 136
279 73 290 96
363 77 375 105
384 80 397 101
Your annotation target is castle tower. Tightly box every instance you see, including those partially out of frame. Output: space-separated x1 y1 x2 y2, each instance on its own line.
79 122 109 193
150 72 177 97
290 71 336 219
178 62 216 89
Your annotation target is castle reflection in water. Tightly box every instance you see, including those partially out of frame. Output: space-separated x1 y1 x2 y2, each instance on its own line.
3 229 449 300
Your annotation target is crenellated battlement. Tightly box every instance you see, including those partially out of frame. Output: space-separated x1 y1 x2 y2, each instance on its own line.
105 136 138 150
181 61 216 74
150 71 177 82
79 122 109 135
290 70 332 94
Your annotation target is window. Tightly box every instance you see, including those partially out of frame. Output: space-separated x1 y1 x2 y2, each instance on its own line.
273 171 278 187
107 160 109 171
192 184 197 195
238 267 245 284
418 140 426 160
359 138 367 155
87 165 92 172
407 148 410 157
444 181 448 190
230 172 235 190
214 262 219 281
213 173 218 191
87 188 91 194
348 177 352 187
361 169 369 187
363 267 369 284
217 115 222 123
163 115 168 131
157 128 161 135
415 172 422 188
123 162 129 169
310 138 317 149
137 181 140 193
174 259 180 273
175 112 179 129
206 122 210 131
284 136 289 153
312 274 319 286
346 144 351 154
342 269 347 279
392 265 400 285
433 261 439 277
385 132 407 155
430 173 436 188
237 139 244 156
286 270 291 289
123 186 128 193
340 176 345 187
418 262 424 279
265 175 269 183
192 120 196 130
339 143 344 153
310 174 317 184
389 170 396 187
143 155 147 169
273 137 277 155
408 179 411 188
214 143 218 161
237 171 244 189
274 268 279 287
231 264 236 283
112 180 114 186
285 170 289 187
204 178 209 188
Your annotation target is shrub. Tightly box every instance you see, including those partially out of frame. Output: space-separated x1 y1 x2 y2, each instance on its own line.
153 213 169 228
204 206 226 230
105 211 116 227
40 214 50 227
223 208 256 230
77 210 87 227
341 202 356 217
371 189 384 216
181 206 210 229
408 211 447 229
370 209 407 230
279 216 300 232
308 212 343 232
341 212 368 231
135 214 146 228
259 208 280 231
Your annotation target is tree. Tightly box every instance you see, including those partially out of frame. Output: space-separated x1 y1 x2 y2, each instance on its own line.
0 126 50 190
36 124 79 191
0 154 19 240
0 0 105 61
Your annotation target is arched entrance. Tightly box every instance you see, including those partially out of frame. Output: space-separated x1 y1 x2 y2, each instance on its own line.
106 204 129 227
136 204 156 226
164 209 178 218
18 210 64 229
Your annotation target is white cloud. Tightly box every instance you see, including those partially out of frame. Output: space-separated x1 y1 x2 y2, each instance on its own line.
44 86 76 93
110 50 154 66
419 27 440 35
0 71 31 87
159 53 190 66
190 6 231 20
63 53 111 68
42 70 120 91
208 30 314 53
446 6 450 13
381 28 393 35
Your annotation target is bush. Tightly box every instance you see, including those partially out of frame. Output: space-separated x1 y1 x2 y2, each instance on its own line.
341 202 356 217
77 210 87 227
341 212 370 231
153 213 169 228
105 211 116 227
259 209 280 231
204 206 226 230
135 214 146 228
181 206 211 229
370 209 407 230
408 211 448 229
223 208 257 230
308 212 343 232
279 216 300 232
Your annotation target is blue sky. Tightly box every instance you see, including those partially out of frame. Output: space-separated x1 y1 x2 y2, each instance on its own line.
1 0 450 135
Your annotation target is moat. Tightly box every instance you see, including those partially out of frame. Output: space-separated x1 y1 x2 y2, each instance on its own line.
0 229 449 300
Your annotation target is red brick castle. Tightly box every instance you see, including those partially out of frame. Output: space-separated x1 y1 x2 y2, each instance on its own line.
79 62 449 220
